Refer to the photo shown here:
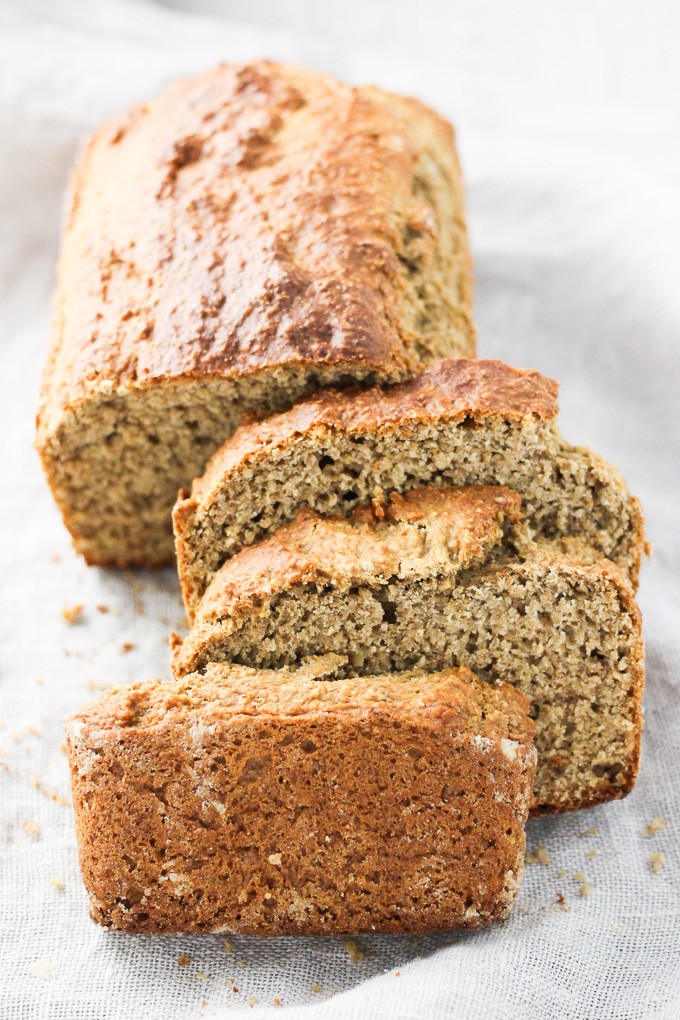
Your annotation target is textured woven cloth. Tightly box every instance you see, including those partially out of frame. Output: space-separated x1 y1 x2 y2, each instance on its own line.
1 0 679 1016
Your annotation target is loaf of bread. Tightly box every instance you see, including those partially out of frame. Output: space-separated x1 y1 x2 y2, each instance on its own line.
173 358 644 620
37 61 475 568
172 485 644 815
65 656 535 935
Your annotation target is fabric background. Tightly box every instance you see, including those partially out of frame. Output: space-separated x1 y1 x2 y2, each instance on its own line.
1 1 679 1016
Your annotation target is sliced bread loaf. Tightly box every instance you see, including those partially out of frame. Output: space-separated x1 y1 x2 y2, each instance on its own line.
173 358 644 620
172 486 644 815
37 62 474 568
65 656 535 935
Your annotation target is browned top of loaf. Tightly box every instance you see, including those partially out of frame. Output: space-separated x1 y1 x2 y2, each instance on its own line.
39 60 467 436
66 655 533 742
195 485 523 622
191 359 559 502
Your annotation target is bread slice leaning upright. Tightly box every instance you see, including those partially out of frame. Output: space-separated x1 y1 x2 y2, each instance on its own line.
172 485 644 816
174 358 645 621
37 61 475 569
66 656 535 935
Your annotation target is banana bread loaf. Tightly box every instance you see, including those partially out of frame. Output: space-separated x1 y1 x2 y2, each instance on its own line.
37 61 475 568
173 358 644 620
172 485 644 815
66 656 535 935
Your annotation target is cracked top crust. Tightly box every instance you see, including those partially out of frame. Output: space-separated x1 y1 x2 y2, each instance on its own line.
38 61 475 440
66 656 533 743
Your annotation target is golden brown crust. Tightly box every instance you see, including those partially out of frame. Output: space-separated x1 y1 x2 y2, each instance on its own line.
189 359 559 504
37 61 475 445
66 660 535 935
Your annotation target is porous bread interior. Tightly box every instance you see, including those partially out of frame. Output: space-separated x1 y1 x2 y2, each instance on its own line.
181 416 641 612
38 364 390 567
179 549 640 815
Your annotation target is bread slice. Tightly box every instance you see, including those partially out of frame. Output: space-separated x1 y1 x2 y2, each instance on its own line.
173 358 644 621
37 61 475 569
65 656 535 935
172 486 644 815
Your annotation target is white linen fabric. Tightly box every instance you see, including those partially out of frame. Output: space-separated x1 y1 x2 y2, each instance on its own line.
1 1 679 1016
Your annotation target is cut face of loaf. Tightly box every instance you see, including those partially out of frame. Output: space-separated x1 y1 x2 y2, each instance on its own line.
172 486 644 815
173 359 645 620
37 61 475 568
66 657 535 935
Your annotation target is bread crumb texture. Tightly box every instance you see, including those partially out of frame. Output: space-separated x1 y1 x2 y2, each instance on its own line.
174 357 643 618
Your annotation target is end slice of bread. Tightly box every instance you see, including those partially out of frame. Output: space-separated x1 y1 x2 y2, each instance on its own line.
66 657 535 935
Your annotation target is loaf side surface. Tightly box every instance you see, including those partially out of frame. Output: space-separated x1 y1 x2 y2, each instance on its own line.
66 660 535 935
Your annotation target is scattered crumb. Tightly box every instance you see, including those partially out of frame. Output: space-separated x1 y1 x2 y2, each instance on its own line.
248 996 257 1007
586 827 597 837
273 998 282 1007
29 777 69 806
395 971 401 977
21 819 41 838
28 961 55 979
223 938 234 954
645 818 668 838
120 642 135 654
555 893 570 912
526 845 552 865
50 878 65 892
343 938 365 963
178 954 189 967
61 604 84 625
85 680 112 692
232 987 239 994
574 871 585 882
579 882 592 898
558 869 566 878
650 853 666 874
196 971 207 981
34 678 44 686
268 853 282 866
311 983 321 994
51 553 60 563
96 604 110 614
25 726 43 738
587 849 598 859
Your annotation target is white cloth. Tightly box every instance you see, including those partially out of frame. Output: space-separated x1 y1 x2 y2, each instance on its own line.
1 1 679 1016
